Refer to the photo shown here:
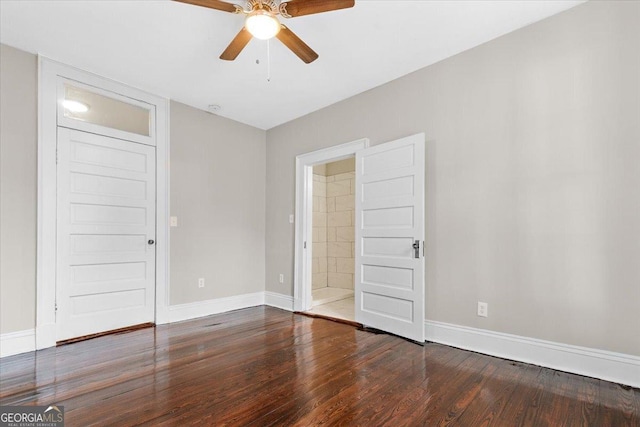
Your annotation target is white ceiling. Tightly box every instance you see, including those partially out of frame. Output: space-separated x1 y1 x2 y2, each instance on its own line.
1 0 583 130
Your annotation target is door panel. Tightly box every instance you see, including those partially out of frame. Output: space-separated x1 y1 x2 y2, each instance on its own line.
362 237 415 258
70 172 147 199
56 128 156 341
70 234 147 256
355 133 425 342
72 141 149 171
361 292 414 321
71 204 147 225
362 265 414 290
362 206 414 228
361 144 415 174
362 176 414 200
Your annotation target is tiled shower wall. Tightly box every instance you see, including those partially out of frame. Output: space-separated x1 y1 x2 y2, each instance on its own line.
312 174 328 289
312 159 355 290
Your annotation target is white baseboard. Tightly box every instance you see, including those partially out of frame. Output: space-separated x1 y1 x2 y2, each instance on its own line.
1 329 36 358
167 292 265 323
264 292 295 311
425 320 640 389
168 291 295 323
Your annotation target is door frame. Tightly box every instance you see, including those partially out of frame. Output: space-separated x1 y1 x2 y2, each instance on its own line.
36 57 171 349
293 138 369 312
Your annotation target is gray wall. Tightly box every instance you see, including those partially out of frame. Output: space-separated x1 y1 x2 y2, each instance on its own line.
169 101 266 304
266 1 640 356
0 44 38 334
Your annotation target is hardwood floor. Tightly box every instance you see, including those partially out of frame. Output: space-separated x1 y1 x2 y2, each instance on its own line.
1 306 638 426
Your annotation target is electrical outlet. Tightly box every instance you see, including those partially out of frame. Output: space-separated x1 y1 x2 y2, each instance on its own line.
289 214 294 224
279 274 284 284
198 278 205 288
170 216 178 227
477 301 488 317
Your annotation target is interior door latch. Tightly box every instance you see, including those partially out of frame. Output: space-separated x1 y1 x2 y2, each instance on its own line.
412 240 420 259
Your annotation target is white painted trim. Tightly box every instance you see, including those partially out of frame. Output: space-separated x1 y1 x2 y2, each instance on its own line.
1 330 36 358
425 320 640 389
36 57 58 350
264 292 295 312
293 139 369 312
167 293 265 323
37 57 171 347
155 94 171 325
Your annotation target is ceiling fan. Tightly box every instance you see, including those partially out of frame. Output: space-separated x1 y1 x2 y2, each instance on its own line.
175 0 355 63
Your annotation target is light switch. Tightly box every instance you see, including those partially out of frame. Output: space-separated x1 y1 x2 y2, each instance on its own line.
289 214 294 224
170 216 178 227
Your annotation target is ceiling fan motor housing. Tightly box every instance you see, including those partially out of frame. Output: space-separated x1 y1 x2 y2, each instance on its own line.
248 0 279 13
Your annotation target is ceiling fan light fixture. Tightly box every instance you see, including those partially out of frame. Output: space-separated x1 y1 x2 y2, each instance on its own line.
245 10 280 40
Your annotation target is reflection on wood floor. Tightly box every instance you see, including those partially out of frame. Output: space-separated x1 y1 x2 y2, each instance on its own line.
1 306 638 426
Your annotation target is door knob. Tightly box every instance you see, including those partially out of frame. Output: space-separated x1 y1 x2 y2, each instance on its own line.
412 240 420 259
148 239 155 245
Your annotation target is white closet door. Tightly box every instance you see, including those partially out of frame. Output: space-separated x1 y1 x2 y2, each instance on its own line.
355 133 425 342
56 128 156 341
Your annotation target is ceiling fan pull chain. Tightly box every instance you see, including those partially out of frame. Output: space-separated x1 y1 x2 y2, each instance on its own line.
267 39 271 82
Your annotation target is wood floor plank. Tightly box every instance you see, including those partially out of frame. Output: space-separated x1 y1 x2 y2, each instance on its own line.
490 365 545 425
1 306 638 426
577 376 601 426
378 348 486 427
455 359 532 426
599 379 640 426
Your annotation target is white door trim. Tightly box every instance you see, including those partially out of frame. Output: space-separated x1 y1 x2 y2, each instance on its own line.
293 139 369 312
36 57 170 349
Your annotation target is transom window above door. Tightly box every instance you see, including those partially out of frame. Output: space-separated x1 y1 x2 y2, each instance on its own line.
57 79 156 146
62 83 151 136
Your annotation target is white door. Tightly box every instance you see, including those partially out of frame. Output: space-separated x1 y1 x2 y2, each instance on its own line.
56 128 156 341
354 133 425 342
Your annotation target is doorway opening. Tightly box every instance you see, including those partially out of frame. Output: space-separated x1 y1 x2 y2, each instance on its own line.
293 138 368 314
306 158 356 322
294 134 426 342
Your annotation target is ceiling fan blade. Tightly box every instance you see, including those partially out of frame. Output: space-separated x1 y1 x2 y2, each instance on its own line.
173 0 239 14
220 28 252 60
279 0 354 18
276 25 319 64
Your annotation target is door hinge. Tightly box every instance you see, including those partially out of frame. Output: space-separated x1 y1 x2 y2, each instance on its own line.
55 302 58 312
304 241 307 249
